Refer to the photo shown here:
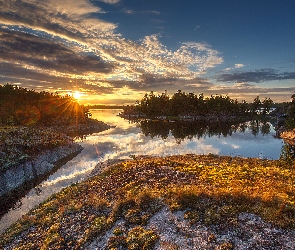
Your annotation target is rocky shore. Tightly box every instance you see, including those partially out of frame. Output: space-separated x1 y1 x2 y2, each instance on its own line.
1 154 294 249
280 128 295 145
0 143 83 197
52 118 113 137
0 119 111 206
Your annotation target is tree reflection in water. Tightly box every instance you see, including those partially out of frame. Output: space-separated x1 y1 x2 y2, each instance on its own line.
138 119 273 144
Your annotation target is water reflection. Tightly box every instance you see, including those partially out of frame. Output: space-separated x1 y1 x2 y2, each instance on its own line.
0 109 286 233
87 110 283 160
137 119 273 143
0 153 100 233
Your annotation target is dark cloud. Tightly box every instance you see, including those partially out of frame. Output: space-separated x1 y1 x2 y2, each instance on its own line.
0 29 114 75
0 0 115 40
0 61 116 95
1 1 79 39
122 8 160 15
0 27 120 95
137 73 212 89
0 62 67 84
217 68 295 83
77 82 115 95
0 25 219 99
0 1 224 103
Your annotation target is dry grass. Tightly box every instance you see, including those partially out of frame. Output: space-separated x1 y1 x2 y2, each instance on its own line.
1 154 294 249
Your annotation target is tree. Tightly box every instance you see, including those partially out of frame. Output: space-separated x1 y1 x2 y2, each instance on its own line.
170 90 188 115
286 94 295 129
0 84 89 126
261 97 273 115
124 90 274 119
251 96 261 115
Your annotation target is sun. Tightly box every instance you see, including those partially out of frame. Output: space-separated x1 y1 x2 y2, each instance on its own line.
73 91 82 100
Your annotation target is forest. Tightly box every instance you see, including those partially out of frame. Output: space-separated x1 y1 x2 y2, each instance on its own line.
122 90 295 129
123 90 274 117
0 84 90 126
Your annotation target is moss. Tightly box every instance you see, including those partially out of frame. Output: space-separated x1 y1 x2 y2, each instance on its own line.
91 216 107 232
126 226 159 250
113 227 125 236
136 191 162 212
111 198 137 221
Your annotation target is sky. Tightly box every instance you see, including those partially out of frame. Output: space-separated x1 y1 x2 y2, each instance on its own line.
1 0 295 105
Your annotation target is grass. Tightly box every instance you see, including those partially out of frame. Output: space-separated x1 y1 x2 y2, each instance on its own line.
108 225 158 249
1 154 294 249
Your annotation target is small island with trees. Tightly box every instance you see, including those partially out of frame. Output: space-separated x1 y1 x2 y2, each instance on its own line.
121 90 275 120
120 90 295 133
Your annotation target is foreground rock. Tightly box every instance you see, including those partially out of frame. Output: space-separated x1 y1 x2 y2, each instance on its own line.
0 120 111 191
0 143 82 198
89 206 295 250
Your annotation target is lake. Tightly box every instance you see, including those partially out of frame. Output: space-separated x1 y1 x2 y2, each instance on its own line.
86 109 284 160
0 109 285 233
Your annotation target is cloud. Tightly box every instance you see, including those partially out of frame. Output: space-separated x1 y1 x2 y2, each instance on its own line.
214 82 295 93
0 28 115 89
175 42 223 73
0 29 113 73
0 0 117 40
217 68 295 83
0 0 224 102
123 9 135 14
234 63 245 68
208 82 295 103
134 73 212 91
224 63 245 71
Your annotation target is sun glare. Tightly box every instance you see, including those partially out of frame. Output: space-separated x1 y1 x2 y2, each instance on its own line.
73 91 82 99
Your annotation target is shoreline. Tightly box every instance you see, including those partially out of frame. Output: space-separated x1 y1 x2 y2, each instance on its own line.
0 143 83 197
1 154 294 249
0 143 83 218
0 119 112 213
280 128 295 145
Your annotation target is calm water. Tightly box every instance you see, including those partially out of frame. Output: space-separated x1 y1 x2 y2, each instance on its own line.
0 109 285 233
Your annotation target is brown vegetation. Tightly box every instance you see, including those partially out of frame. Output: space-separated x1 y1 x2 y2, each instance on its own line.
1 154 294 249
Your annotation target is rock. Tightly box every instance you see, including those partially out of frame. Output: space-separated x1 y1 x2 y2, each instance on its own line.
280 129 295 144
0 143 82 197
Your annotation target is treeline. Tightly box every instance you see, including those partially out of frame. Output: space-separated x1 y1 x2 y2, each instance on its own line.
123 90 274 117
0 84 90 126
286 94 295 129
